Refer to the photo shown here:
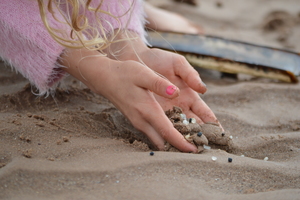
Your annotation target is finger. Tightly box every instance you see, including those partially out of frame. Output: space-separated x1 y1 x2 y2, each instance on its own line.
173 55 207 94
139 122 166 150
143 103 198 152
132 63 181 99
124 88 196 152
191 97 223 128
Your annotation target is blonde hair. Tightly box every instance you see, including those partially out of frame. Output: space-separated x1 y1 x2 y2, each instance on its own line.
37 0 133 51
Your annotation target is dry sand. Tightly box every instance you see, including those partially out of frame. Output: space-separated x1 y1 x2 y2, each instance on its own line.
1 0 300 199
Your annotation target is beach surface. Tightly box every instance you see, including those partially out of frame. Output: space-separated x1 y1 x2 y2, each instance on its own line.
1 0 300 199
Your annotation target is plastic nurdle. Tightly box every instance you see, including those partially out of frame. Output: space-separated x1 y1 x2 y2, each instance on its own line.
197 132 203 137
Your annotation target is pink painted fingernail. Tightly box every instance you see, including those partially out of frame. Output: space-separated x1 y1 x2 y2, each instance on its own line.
166 85 177 95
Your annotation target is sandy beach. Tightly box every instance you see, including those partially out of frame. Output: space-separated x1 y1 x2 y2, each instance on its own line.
1 0 300 199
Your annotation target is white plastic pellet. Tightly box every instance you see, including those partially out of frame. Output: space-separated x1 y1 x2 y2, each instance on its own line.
190 118 196 124
203 145 211 150
180 113 187 120
211 156 217 161
183 119 189 125
264 157 269 161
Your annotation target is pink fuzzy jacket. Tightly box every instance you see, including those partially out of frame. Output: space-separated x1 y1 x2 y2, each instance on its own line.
0 0 145 94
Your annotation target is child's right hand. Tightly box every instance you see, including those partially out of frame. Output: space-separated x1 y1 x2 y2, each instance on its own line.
61 48 198 152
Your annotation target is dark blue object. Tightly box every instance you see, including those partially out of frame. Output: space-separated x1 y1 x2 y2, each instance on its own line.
197 132 203 137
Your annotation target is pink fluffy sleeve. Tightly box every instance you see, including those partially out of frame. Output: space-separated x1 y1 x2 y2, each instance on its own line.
0 0 146 94
0 0 68 95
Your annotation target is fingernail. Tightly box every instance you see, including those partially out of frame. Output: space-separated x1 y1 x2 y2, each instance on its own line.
201 80 206 87
166 85 177 95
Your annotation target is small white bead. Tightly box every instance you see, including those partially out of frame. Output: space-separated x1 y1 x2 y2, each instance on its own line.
180 113 187 120
264 157 269 161
190 118 196 124
229 135 233 139
183 119 189 125
241 155 245 157
203 145 211 150
211 156 217 161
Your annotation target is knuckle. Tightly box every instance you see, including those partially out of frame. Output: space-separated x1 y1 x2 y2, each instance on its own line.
192 68 200 76
129 117 142 130
178 54 186 62
173 54 186 65
189 68 199 77
152 77 165 92
184 66 199 81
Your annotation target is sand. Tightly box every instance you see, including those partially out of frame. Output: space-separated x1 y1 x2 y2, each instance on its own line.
1 0 300 199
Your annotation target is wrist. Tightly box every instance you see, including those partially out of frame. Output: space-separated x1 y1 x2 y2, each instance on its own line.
60 48 113 93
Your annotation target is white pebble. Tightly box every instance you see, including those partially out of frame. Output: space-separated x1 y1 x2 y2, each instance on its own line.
180 113 187 120
190 118 196 124
183 119 189 125
184 134 191 140
264 157 269 161
203 145 211 150
229 135 233 139
211 156 217 161
241 155 245 157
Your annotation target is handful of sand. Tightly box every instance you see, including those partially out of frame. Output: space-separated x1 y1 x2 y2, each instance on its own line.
165 106 233 153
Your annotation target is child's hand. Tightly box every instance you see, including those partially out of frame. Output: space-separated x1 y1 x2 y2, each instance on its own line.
105 32 221 127
61 48 198 152
139 48 220 125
